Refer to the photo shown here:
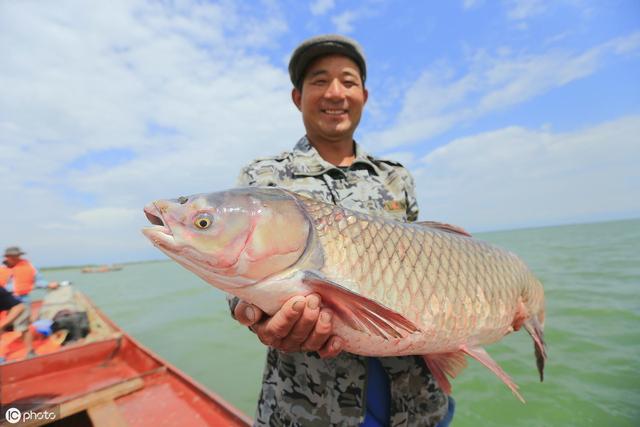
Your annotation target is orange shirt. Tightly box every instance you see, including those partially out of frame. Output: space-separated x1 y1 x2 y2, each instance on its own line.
9 259 37 296
0 266 10 288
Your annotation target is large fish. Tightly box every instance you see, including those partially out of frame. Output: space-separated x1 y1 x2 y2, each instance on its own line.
142 187 546 402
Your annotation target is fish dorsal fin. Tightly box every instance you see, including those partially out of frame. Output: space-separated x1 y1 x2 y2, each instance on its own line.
415 221 472 237
302 271 419 340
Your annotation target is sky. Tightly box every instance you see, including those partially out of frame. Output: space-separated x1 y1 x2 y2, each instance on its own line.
1 0 639 267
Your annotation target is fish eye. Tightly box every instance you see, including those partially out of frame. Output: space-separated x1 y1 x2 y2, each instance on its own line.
194 213 213 229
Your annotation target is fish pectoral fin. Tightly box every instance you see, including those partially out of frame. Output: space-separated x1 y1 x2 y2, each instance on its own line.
461 345 525 403
422 351 468 395
302 271 419 340
414 221 472 237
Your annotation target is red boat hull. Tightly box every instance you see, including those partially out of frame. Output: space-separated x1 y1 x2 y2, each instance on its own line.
1 294 252 426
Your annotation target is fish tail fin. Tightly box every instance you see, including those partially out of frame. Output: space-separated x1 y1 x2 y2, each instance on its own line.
523 315 547 382
422 351 468 395
461 345 525 403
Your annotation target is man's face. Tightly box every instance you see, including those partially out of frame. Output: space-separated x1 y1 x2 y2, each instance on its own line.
292 54 368 144
4 256 19 268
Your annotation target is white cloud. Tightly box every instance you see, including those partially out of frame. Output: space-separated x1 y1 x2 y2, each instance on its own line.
366 31 640 150
505 0 547 21
0 0 304 267
462 0 483 10
310 0 336 16
414 115 640 230
73 208 140 227
332 10 358 34
325 4 384 38
609 31 640 55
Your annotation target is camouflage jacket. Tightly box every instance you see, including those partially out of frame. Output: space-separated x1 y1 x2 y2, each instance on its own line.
233 137 448 427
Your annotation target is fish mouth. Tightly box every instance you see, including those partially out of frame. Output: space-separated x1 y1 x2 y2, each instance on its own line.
141 203 226 276
142 203 175 247
145 205 164 226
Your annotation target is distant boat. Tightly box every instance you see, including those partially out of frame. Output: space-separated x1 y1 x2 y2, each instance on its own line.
0 291 252 426
81 265 124 273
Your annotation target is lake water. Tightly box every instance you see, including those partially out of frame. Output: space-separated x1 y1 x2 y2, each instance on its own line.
40 218 640 426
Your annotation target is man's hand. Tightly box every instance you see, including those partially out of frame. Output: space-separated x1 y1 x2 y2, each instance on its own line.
234 294 343 358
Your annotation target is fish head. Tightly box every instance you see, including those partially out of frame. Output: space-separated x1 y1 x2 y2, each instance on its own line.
142 188 311 291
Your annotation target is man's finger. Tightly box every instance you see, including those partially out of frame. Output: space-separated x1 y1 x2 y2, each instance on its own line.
254 326 280 347
301 309 333 352
263 296 306 339
284 294 321 344
317 336 343 359
234 301 264 326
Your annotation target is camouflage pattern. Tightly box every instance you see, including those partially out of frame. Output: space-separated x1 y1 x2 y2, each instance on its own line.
233 137 448 427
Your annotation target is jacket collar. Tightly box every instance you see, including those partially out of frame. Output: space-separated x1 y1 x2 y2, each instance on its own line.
291 136 380 176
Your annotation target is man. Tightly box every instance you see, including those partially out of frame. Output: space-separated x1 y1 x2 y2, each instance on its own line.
3 247 58 301
229 35 452 426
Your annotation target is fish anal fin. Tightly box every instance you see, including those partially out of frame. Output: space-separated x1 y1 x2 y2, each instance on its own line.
415 221 472 237
422 351 468 395
461 345 525 403
302 271 419 340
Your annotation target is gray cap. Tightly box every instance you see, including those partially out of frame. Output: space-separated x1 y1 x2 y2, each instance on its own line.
4 246 25 257
288 34 367 90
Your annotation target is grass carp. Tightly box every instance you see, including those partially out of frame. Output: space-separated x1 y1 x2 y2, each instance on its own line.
142 187 546 402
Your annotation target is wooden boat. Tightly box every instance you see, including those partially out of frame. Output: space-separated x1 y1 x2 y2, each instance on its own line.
0 292 252 426
81 265 123 274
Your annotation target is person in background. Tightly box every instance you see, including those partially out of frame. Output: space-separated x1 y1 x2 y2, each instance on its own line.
0 260 11 288
228 35 454 426
3 246 58 302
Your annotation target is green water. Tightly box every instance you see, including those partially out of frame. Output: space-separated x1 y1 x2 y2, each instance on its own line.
40 218 640 426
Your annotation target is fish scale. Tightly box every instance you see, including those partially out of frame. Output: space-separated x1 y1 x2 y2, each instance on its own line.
297 194 544 366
